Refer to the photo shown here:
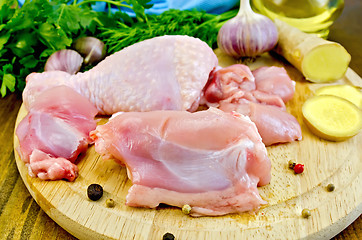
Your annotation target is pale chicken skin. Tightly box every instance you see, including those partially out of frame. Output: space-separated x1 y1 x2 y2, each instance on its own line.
16 86 98 181
23 35 218 115
91 108 271 216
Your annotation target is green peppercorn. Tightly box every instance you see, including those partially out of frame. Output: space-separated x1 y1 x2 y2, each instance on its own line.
106 198 115 208
87 184 103 201
288 160 296 170
302 208 311 218
163 232 175 240
182 204 192 215
326 183 335 192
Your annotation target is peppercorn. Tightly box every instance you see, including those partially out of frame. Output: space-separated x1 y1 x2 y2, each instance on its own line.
326 183 335 192
302 208 311 218
106 198 115 208
163 232 175 240
87 184 103 201
288 160 296 169
294 164 304 174
182 204 192 215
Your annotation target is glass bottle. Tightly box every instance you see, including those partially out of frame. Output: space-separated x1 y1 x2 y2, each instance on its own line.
250 0 344 38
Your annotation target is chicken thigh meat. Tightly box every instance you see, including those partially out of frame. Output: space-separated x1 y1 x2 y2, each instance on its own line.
91 108 271 216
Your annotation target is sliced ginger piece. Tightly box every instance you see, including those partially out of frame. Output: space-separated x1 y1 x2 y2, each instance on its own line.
302 95 362 141
315 84 362 108
274 19 351 83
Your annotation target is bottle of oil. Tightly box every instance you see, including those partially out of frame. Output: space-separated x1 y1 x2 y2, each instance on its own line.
250 0 344 38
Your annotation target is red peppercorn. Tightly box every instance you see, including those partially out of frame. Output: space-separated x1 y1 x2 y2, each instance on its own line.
294 164 304 174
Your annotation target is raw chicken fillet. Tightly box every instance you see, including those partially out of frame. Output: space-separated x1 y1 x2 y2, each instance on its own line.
203 64 302 145
91 108 271 216
252 66 296 103
23 35 218 115
16 86 98 181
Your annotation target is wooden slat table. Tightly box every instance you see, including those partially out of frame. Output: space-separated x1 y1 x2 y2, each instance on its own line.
0 0 361 239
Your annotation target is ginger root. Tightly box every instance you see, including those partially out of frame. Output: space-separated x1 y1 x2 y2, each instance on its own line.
315 84 362 108
302 95 362 141
274 19 351 83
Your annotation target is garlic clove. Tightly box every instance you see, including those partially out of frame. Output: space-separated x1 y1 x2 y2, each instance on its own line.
72 37 107 65
44 49 83 74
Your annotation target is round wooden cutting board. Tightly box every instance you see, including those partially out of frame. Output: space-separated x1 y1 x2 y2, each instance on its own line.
14 51 362 240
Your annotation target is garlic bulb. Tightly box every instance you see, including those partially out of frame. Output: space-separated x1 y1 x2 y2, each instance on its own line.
45 49 83 74
217 0 278 58
72 36 106 65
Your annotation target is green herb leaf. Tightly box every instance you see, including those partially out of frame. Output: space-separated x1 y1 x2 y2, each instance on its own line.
1 64 16 97
1 73 15 97
0 32 10 50
38 22 72 50
20 55 39 69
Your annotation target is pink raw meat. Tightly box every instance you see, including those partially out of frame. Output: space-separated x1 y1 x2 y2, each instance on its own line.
252 66 296 103
16 86 97 181
202 64 301 145
202 64 255 105
23 35 218 115
219 101 302 146
250 90 286 109
27 84 98 137
91 108 271 216
28 150 79 181
202 64 286 109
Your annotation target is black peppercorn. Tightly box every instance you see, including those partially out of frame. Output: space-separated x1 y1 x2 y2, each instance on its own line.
87 184 103 201
162 232 175 240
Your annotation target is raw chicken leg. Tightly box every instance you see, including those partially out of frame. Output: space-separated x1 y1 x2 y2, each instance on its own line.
91 108 271 216
23 35 218 115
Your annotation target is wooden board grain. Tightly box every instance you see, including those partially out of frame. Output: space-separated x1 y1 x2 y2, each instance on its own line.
14 52 362 240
